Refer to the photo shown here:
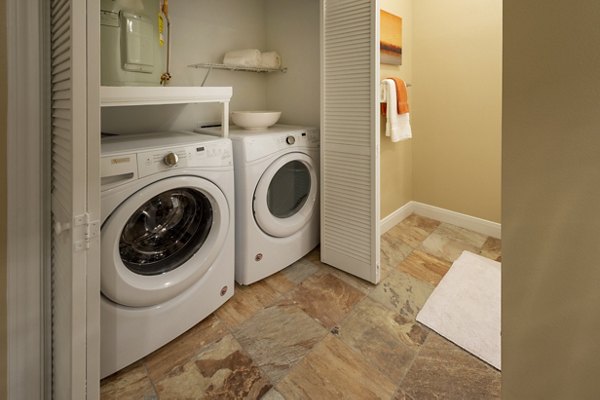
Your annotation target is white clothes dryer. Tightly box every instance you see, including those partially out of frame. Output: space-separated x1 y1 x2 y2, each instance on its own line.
100 131 234 378
197 125 319 285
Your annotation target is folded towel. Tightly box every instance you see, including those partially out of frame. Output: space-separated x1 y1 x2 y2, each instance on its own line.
259 51 282 69
223 49 262 67
381 78 412 142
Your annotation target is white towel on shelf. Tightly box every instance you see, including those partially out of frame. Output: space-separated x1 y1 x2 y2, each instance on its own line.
381 79 412 142
223 49 262 67
259 51 282 69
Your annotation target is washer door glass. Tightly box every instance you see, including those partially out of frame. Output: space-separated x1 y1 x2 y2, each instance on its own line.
253 153 318 238
267 160 311 219
119 188 212 276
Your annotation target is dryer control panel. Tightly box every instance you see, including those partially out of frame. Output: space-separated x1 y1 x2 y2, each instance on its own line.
244 127 320 163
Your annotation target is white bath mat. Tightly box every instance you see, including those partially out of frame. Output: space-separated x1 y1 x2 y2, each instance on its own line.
416 250 501 369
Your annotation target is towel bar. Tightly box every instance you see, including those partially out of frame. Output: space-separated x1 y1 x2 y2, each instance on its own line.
380 81 412 87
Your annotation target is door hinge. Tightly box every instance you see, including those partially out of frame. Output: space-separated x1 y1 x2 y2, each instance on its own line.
73 213 101 252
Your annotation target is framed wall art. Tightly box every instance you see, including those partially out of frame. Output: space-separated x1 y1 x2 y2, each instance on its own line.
380 10 403 65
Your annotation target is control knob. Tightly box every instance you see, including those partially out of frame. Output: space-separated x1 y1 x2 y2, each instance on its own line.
286 136 296 145
163 152 179 167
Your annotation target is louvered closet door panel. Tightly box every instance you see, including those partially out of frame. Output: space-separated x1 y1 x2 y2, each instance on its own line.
50 0 90 398
321 0 380 283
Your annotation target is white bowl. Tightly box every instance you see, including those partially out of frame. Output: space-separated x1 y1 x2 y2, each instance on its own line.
231 111 282 130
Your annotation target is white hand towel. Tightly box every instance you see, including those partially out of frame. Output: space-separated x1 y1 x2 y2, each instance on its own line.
393 112 412 142
259 51 282 69
382 78 412 142
223 49 262 67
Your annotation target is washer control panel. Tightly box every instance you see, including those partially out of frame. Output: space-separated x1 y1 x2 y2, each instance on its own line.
137 140 233 178
101 153 139 191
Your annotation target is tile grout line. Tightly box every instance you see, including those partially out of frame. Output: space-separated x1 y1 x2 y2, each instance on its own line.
395 326 430 391
386 216 440 396
142 360 160 400
265 261 374 392
270 329 332 392
227 286 329 391
330 269 416 394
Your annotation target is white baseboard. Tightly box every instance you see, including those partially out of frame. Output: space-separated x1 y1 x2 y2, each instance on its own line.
380 201 415 234
412 202 501 238
380 201 501 239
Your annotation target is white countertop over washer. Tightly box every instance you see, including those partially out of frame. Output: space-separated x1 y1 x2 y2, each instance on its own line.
101 130 229 155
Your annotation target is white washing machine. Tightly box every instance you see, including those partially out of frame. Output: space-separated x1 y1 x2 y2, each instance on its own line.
197 125 320 285
100 131 234 378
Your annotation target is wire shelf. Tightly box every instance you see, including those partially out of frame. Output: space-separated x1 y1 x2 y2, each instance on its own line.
188 62 287 73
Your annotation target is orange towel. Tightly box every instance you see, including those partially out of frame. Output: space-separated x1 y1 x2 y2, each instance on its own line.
381 77 409 116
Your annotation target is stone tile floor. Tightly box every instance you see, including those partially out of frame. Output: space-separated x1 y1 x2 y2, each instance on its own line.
101 214 501 399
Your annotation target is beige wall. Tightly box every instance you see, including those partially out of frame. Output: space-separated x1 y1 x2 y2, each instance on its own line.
412 0 502 223
380 0 413 218
265 0 320 127
503 0 600 398
0 0 7 396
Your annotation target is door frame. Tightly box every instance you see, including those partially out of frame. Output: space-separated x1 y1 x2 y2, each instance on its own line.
7 0 102 398
6 0 49 398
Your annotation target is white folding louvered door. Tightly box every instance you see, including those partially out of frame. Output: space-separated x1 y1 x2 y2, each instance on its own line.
50 0 100 398
320 0 381 283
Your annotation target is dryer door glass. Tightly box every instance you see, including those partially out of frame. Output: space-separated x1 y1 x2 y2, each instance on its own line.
119 188 213 276
253 152 318 238
267 160 311 218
